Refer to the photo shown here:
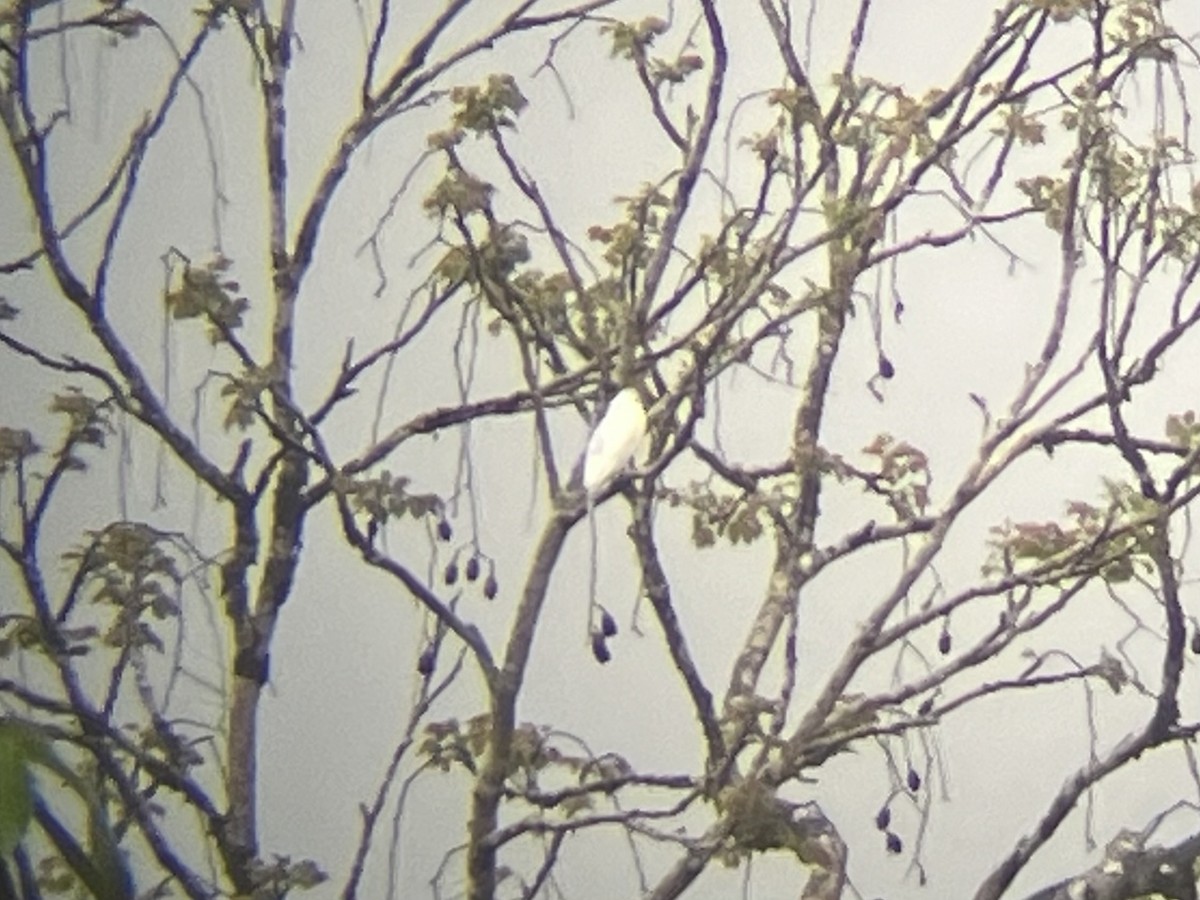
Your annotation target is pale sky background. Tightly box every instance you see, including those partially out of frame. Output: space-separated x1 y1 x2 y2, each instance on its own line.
4 1 1200 899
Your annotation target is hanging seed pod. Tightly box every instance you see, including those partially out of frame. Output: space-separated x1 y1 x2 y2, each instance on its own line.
600 610 618 638
874 806 891 831
917 697 934 716
591 633 611 664
885 831 903 854
483 574 499 600
1191 627 1200 656
444 561 459 586
907 766 921 792
937 628 951 655
416 647 435 677
879 355 895 379
437 519 453 541
465 556 481 582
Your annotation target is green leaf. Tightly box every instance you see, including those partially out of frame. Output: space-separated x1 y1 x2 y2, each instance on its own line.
85 801 133 900
0 722 34 855
2 721 133 899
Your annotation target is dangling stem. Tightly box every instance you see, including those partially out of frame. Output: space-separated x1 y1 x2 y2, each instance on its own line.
587 493 598 638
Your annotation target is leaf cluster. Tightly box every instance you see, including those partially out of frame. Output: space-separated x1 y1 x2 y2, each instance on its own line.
715 778 808 863
335 470 443 527
600 16 668 60
649 52 704 88
50 387 114 470
423 168 495 219
985 480 1159 583
449 74 527 134
242 855 328 897
1027 0 1092 24
0 618 96 661
419 716 627 817
1165 410 1200 453
219 365 275 432
0 426 39 473
164 256 248 344
61 522 183 654
660 482 773 549
860 433 930 520
827 75 939 161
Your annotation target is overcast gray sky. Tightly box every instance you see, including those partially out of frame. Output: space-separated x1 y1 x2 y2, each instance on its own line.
5 2 1200 899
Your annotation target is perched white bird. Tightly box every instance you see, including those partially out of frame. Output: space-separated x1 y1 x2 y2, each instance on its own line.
582 387 647 496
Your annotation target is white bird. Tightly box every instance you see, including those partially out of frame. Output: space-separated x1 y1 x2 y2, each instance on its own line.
582 387 647 496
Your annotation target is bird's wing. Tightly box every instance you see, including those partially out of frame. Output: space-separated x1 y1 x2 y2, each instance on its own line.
582 428 610 490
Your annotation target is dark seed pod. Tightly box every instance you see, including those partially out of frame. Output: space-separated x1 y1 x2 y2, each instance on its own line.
465 556 481 582
416 647 435 677
444 562 459 586
885 831 903 854
906 766 921 792
600 610 618 638
874 805 891 831
917 697 934 716
437 519 453 542
483 574 499 600
879 356 895 379
591 633 611 664
1191 627 1200 656
937 629 951 655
